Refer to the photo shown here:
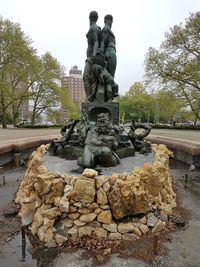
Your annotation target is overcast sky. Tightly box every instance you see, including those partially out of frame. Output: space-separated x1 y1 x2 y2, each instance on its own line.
1 0 200 94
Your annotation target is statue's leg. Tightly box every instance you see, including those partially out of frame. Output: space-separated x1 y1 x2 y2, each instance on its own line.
106 84 113 101
95 83 105 103
105 48 117 77
100 147 116 167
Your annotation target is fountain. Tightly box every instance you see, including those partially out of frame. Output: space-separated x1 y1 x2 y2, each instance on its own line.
49 11 151 168
15 11 176 248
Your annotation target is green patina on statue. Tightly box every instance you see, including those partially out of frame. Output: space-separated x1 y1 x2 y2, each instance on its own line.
83 11 118 103
78 113 120 168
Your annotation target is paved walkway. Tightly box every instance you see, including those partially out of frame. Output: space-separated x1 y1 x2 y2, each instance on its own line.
0 127 199 144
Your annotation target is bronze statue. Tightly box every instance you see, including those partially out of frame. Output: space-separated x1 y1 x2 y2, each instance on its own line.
83 12 118 103
49 119 79 155
78 113 120 168
88 62 119 102
49 12 152 168
100 14 117 78
128 120 152 154
83 11 101 98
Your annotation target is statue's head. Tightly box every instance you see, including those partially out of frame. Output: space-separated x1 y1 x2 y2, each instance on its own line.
104 14 113 26
89 11 98 22
96 113 112 134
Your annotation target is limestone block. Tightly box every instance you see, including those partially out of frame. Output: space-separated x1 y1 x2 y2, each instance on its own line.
97 210 112 224
64 184 73 195
45 178 65 204
74 219 86 227
78 207 91 214
79 226 93 237
118 223 135 234
94 208 102 214
162 204 173 216
54 197 61 207
111 173 119 184
55 234 68 246
79 212 97 223
96 176 109 188
68 205 78 213
103 223 117 233
109 184 149 219
43 217 55 229
108 187 127 219
44 228 54 243
147 212 159 227
97 188 108 205
72 178 95 204
139 216 147 224
61 218 73 228
69 175 77 186
31 209 44 235
34 176 51 196
132 225 142 236
108 233 122 240
87 203 99 210
94 227 107 238
67 212 80 220
20 201 36 226
73 202 83 208
59 198 69 213
102 181 111 193
82 168 98 178
42 207 61 219
152 219 166 233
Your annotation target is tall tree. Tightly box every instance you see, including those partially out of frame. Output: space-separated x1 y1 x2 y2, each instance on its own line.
29 52 65 125
144 12 200 122
0 17 37 127
117 82 154 122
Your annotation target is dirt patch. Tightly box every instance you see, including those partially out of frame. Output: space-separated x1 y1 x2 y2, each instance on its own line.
0 214 21 248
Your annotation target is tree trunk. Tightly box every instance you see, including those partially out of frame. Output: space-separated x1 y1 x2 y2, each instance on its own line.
1 110 7 128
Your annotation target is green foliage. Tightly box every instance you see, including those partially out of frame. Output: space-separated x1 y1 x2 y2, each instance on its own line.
0 16 37 127
0 16 73 127
144 12 200 121
117 82 187 124
29 52 65 125
117 82 154 122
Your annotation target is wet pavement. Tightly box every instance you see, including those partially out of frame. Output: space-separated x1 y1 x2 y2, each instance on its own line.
0 159 200 267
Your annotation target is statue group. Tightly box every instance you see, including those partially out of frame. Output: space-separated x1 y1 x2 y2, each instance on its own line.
49 11 152 169
83 11 118 103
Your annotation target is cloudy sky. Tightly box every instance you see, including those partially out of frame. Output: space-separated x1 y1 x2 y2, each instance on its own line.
1 0 200 94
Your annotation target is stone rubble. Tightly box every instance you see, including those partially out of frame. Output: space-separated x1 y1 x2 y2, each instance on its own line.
15 143 176 247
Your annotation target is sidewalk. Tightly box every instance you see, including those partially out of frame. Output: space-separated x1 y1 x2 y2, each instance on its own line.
0 128 60 146
0 127 199 144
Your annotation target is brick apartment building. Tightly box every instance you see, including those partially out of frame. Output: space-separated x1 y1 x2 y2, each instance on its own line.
62 65 85 103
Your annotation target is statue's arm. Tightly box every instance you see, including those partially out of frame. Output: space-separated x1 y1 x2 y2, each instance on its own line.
86 132 103 146
100 28 109 52
92 30 99 57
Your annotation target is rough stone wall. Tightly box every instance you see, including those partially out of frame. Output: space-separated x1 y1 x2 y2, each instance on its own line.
15 143 176 247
